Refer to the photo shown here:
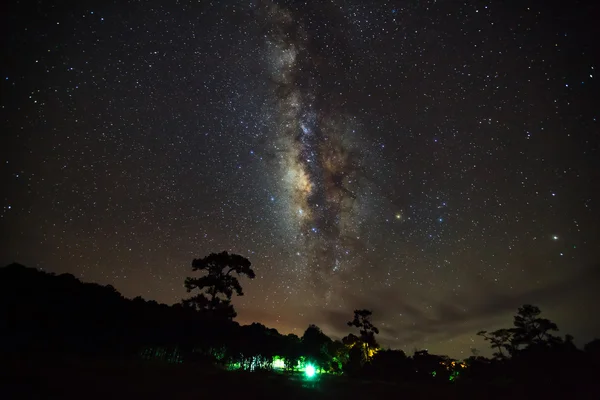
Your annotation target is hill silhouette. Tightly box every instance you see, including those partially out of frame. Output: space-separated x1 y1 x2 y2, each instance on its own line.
1 262 599 399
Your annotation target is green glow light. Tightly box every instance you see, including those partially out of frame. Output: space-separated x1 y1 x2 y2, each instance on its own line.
227 362 241 370
449 370 460 381
305 364 316 378
273 358 285 369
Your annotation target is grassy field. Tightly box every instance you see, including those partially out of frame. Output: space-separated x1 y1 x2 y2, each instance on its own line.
1 354 597 399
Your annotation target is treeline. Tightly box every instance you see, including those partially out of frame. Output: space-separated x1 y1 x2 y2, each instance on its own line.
1 258 600 391
0 262 245 360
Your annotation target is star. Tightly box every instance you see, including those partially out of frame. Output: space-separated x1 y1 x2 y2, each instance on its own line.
1 0 597 359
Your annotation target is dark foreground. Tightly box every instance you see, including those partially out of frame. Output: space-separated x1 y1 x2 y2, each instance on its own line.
2 355 599 400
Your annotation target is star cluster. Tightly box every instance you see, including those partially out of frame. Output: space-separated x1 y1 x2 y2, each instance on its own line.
1 0 598 357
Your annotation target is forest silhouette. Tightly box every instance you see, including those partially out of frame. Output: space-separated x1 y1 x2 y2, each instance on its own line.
1 253 599 399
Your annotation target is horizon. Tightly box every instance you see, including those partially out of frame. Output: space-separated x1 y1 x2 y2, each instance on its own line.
3 260 597 359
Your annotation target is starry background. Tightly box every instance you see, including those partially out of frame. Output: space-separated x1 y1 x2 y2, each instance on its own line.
1 0 599 358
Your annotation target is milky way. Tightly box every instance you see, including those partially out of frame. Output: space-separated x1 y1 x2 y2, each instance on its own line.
263 2 368 299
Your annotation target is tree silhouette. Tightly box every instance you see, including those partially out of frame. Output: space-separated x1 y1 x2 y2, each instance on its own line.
342 333 361 347
511 304 559 351
584 339 600 357
327 340 348 374
281 333 302 371
369 349 410 381
5 262 600 397
347 309 379 362
183 251 255 319
479 304 564 359
302 324 332 372
412 350 452 381
477 328 514 359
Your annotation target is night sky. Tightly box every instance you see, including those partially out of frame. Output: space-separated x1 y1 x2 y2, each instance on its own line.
1 0 599 358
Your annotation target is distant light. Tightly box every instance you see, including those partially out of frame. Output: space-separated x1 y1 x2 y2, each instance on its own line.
552 235 559 240
305 364 316 378
273 358 285 369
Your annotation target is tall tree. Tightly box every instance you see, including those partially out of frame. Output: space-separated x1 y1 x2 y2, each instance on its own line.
511 304 559 350
183 251 255 319
347 309 379 362
302 324 332 371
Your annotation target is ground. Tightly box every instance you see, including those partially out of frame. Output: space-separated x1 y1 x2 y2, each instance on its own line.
1 354 597 399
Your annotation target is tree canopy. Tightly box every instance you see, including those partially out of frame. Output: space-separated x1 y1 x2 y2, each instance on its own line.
183 251 255 319
347 309 379 362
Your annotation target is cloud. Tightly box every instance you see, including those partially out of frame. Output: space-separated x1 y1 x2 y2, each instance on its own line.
319 263 600 349
237 263 599 356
